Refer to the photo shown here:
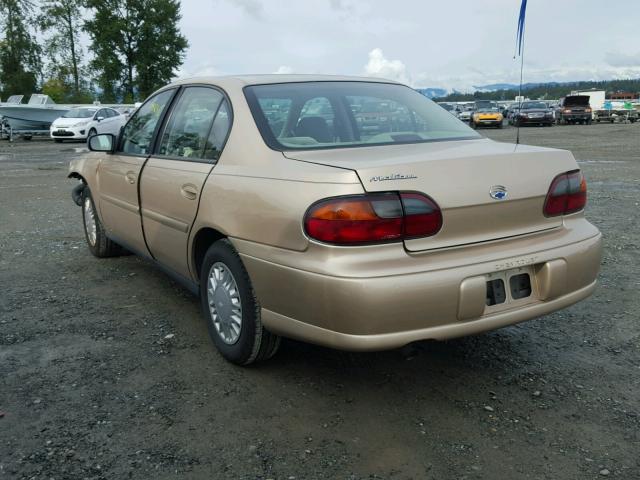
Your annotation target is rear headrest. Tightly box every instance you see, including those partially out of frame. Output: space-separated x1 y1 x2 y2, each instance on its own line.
295 116 331 143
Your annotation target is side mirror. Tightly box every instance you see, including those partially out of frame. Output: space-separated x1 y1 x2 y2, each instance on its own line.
88 133 115 153
96 116 104 122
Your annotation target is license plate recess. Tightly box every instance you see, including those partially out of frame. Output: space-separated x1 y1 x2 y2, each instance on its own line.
485 266 534 307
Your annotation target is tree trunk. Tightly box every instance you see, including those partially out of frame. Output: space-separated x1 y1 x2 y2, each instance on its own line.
65 5 79 94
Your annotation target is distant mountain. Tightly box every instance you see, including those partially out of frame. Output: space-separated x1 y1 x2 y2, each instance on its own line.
415 87 450 99
416 82 565 99
430 78 640 102
473 82 564 92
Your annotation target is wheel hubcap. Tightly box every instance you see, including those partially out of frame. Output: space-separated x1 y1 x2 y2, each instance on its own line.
83 197 97 246
207 262 242 345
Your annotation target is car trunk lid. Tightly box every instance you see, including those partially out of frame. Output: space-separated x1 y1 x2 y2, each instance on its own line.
563 95 590 107
284 139 578 252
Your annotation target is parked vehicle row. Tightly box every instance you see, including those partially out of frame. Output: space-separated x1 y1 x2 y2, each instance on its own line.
69 75 602 365
436 95 636 128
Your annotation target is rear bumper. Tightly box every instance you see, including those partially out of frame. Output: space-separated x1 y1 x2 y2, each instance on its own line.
237 219 602 351
261 280 596 351
559 113 591 121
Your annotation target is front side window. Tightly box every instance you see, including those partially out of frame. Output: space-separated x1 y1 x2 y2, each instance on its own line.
120 89 175 155
157 87 224 159
245 82 480 151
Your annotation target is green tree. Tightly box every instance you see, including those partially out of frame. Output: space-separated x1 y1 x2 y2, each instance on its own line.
0 0 42 98
38 0 90 101
85 0 188 102
41 76 67 102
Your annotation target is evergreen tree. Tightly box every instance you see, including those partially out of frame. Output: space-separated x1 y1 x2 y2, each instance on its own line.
85 0 188 102
39 0 92 102
0 0 42 98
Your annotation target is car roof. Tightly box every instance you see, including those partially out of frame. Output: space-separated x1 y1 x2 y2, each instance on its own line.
168 74 402 89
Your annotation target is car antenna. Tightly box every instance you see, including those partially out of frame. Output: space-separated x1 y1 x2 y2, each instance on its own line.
514 0 528 146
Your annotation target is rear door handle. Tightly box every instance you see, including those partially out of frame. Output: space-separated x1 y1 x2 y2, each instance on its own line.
125 171 137 184
181 183 198 200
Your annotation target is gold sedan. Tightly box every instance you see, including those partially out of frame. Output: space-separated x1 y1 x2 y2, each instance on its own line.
69 76 601 364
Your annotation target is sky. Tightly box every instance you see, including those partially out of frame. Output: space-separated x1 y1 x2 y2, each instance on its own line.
176 0 640 92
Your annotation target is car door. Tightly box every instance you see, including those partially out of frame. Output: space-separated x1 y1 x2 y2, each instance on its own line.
139 86 231 279
93 108 109 134
103 108 120 134
96 88 176 255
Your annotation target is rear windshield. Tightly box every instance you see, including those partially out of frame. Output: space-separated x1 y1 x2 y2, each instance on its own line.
244 82 480 151
521 101 548 109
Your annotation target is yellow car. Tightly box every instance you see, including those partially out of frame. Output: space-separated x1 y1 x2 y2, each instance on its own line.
470 101 504 128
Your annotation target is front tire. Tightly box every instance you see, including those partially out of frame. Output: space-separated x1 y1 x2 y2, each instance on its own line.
82 188 125 257
200 239 280 365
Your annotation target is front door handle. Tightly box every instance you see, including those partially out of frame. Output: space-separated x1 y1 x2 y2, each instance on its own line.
125 171 137 184
181 183 198 200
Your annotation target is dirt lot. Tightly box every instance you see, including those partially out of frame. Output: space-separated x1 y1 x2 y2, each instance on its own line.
1 123 639 480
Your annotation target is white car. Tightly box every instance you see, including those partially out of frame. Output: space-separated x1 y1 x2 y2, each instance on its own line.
50 107 126 142
457 109 472 122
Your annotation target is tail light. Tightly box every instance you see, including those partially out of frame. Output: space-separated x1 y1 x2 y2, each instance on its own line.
585 108 592 113
543 170 587 217
304 192 442 245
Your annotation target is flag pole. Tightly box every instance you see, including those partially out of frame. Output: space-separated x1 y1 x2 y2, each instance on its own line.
515 0 528 146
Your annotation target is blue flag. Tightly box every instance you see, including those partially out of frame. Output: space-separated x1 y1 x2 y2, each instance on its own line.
515 0 528 57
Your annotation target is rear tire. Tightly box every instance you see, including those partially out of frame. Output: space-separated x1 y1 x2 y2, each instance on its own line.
82 188 126 258
199 239 281 365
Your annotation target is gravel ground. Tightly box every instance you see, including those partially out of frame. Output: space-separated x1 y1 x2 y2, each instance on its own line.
1 123 639 480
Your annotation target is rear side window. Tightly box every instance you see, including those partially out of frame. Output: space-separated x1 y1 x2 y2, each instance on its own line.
157 87 224 159
203 99 231 161
120 89 175 155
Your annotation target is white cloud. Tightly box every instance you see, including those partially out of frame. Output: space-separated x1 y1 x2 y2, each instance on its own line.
413 65 640 93
606 51 640 68
363 48 410 84
177 1 640 90
225 0 263 19
273 65 294 74
175 63 222 79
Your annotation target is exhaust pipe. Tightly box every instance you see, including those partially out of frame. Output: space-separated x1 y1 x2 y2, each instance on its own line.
72 183 85 206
